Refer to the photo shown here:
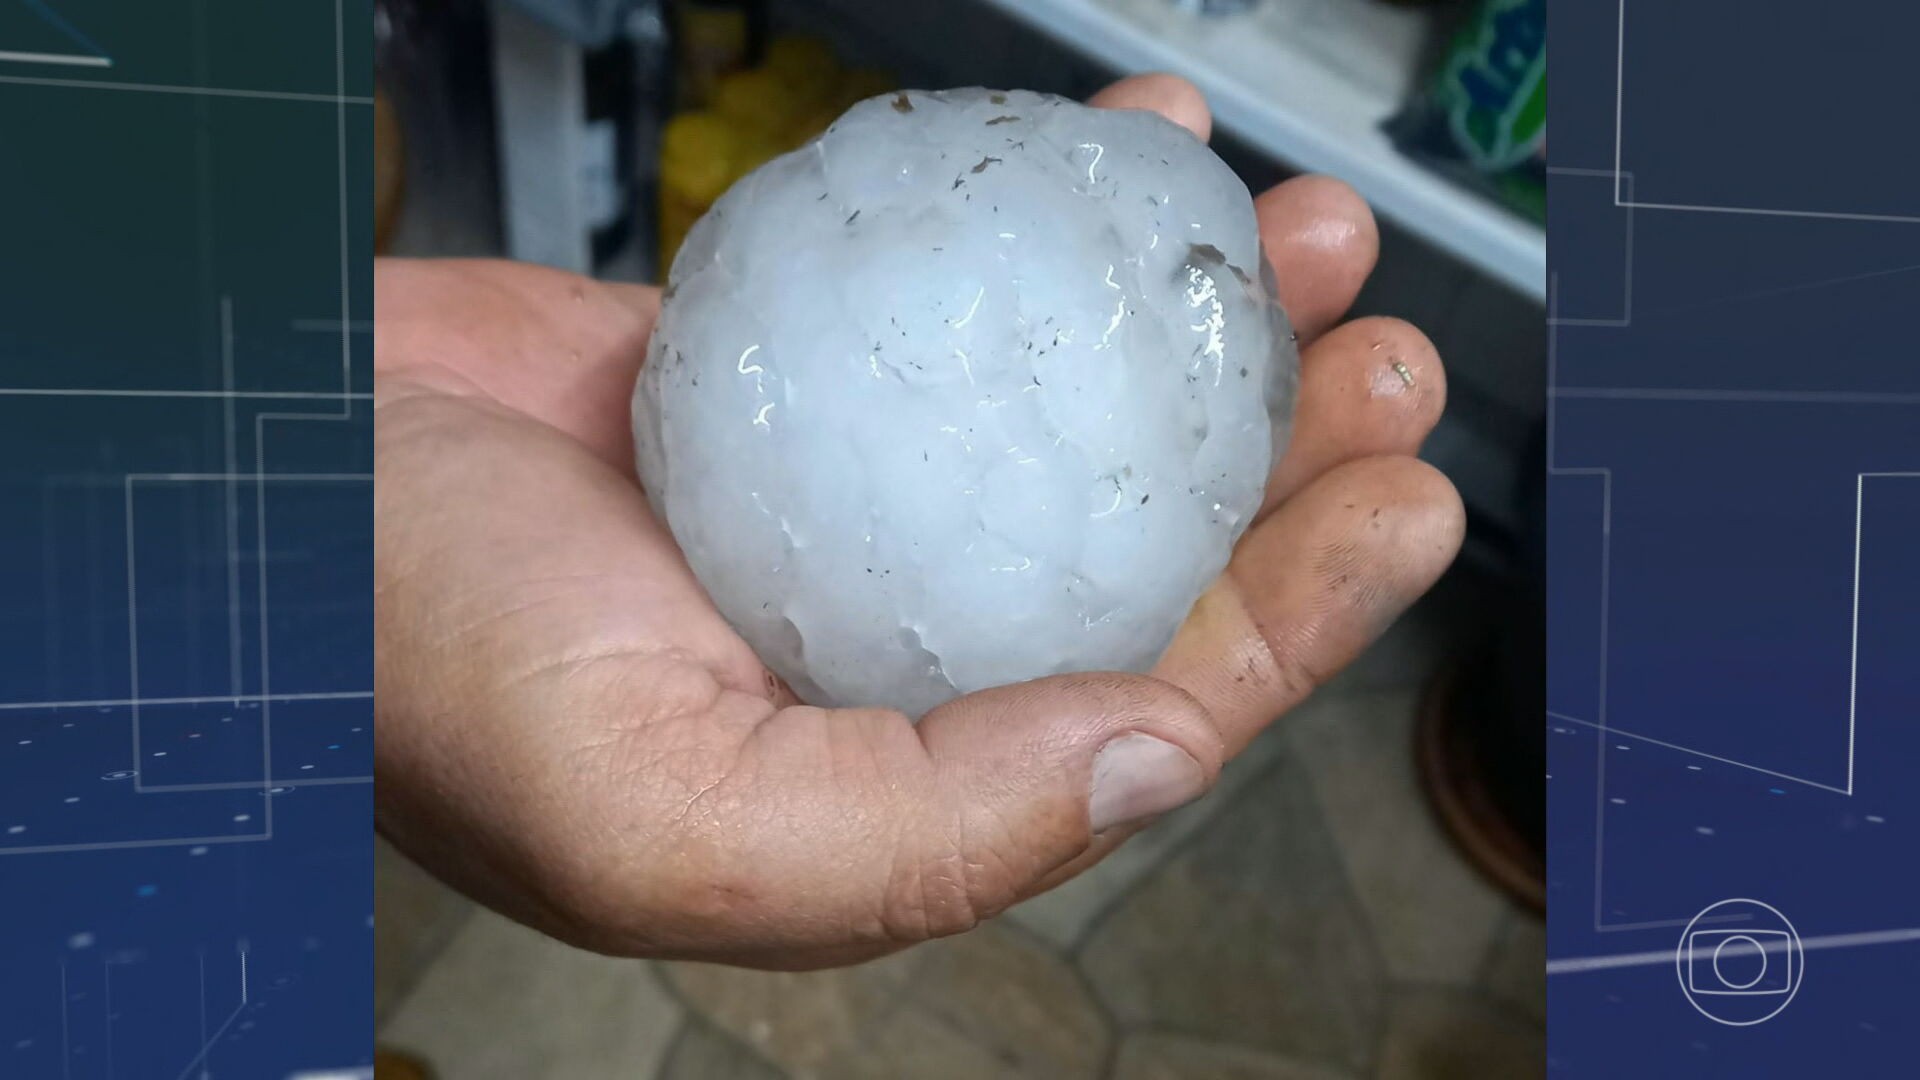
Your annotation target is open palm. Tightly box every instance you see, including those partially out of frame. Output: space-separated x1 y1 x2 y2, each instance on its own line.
374 75 1462 970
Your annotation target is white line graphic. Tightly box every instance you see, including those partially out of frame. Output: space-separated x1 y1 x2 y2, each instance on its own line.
0 72 369 102
1551 926 1920 976
122 472 372 797
0 49 108 66
0 692 370 713
3 0 113 68
1552 387 1920 406
1549 276 1626 932
0 833 265 857
1549 712 1848 795
168 945 248 1080
1612 0 1920 224
1546 167 1634 327
0 0 367 854
222 298 241 700
0 388 370 400
1547 278 1896 931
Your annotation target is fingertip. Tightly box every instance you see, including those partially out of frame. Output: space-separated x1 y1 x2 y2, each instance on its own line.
1325 315 1447 430
1399 456 1469 557
1258 175 1378 258
1088 72 1212 142
1368 455 1468 595
1363 453 1465 521
1255 176 1379 341
903 671 1224 910
1263 314 1449 511
1243 457 1466 619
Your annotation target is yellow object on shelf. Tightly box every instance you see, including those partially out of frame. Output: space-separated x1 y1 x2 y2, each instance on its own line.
765 35 837 87
712 67 804 139
764 34 840 118
673 0 752 108
662 112 740 203
836 67 895 109
656 37 896 271
658 111 740 272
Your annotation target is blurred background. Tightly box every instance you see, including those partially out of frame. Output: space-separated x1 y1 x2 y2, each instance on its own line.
372 0 1546 1076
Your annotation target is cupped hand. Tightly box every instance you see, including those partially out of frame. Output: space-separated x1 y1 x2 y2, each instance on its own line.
374 73 1462 969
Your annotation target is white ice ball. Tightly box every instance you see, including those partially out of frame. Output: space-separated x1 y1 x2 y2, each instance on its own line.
634 88 1298 717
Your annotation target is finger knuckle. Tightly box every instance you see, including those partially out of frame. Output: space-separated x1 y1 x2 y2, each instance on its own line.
876 842 988 943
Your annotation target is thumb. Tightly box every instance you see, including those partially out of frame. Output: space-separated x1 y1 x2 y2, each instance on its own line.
595 673 1222 968
886 673 1223 936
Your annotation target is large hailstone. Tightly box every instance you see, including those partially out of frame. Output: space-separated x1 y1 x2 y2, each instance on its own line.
634 88 1298 718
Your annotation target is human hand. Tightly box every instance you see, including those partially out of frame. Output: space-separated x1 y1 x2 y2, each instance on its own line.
373 73 1461 970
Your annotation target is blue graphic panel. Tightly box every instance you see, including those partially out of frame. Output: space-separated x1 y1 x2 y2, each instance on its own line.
1 3 373 1076
1549 1 1920 1072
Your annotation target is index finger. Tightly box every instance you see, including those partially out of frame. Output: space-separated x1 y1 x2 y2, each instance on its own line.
1087 72 1213 141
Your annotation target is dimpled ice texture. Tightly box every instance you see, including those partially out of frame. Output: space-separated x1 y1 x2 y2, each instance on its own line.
633 87 1298 718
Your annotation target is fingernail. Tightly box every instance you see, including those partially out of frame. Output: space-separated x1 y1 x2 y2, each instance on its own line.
1088 733 1207 833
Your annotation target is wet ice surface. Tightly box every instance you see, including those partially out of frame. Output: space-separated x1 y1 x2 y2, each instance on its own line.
634 88 1298 717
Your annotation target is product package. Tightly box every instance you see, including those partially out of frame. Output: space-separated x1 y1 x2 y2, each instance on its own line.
1387 0 1545 222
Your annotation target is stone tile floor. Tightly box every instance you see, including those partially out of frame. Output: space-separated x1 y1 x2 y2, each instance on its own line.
378 571 1544 1079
